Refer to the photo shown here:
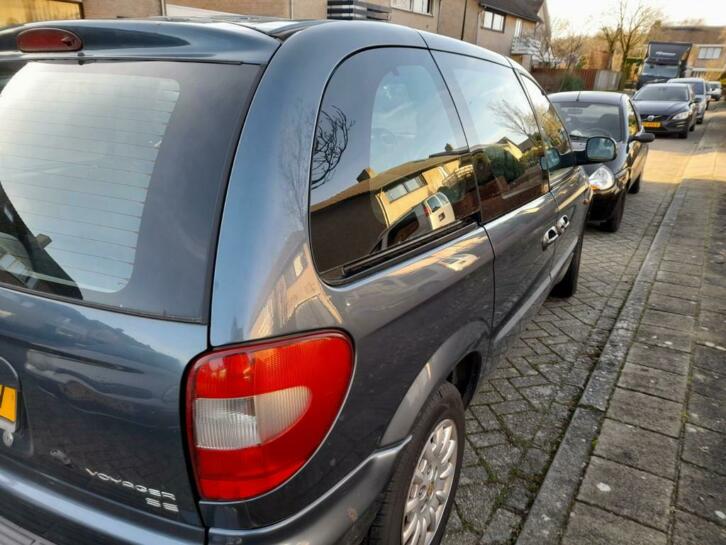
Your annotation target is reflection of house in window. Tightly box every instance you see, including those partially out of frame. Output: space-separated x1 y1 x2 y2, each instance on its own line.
384 176 426 201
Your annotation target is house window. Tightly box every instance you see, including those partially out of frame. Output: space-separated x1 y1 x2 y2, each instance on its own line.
482 9 505 32
384 177 426 202
698 47 722 60
391 0 432 14
514 18 522 37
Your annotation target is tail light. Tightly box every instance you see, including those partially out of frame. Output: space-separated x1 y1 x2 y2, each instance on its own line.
17 28 82 52
186 331 353 501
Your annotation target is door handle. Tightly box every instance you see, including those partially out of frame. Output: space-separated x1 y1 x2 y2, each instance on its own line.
542 227 559 249
556 215 570 233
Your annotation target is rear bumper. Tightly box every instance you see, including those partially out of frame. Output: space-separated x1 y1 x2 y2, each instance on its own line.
0 441 406 545
0 455 203 545
208 440 406 545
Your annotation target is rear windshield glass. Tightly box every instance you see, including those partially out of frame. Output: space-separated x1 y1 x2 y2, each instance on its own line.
0 60 258 320
670 79 705 95
553 102 623 142
635 85 688 102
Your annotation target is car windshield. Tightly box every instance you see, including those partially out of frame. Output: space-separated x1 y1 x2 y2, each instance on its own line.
552 102 624 142
671 79 706 95
641 63 679 78
635 85 688 101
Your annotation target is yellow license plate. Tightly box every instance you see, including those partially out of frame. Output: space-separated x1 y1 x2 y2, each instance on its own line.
643 121 661 128
0 384 18 431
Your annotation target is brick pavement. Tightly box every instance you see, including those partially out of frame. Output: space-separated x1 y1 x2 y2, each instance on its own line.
444 103 726 545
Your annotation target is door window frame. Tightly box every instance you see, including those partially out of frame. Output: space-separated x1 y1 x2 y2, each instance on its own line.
308 46 481 284
517 71 576 185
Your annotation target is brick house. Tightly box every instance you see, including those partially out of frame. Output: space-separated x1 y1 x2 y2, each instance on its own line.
654 25 726 81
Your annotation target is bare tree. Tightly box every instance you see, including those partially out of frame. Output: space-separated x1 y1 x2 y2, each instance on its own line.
615 0 661 87
310 106 354 190
599 24 620 70
532 20 554 67
551 20 586 71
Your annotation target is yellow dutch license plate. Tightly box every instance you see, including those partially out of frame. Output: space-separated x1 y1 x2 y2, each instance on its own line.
643 121 661 128
0 384 18 432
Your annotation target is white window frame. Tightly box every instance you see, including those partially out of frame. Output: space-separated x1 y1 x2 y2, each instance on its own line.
481 9 505 32
392 0 432 15
698 46 722 60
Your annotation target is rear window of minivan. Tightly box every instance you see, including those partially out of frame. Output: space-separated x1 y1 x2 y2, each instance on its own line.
0 60 259 321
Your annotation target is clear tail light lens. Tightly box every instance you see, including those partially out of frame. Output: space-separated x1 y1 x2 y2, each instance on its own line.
186 331 353 501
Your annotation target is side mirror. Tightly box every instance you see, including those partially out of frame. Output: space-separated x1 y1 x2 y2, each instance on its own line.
631 131 655 143
576 136 617 164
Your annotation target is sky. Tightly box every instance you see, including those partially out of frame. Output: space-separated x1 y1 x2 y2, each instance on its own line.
547 0 726 36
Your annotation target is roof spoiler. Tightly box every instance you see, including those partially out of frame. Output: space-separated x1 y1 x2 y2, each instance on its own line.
0 19 278 64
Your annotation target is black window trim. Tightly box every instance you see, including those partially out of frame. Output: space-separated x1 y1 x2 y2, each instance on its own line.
334 219 479 284
516 71 576 187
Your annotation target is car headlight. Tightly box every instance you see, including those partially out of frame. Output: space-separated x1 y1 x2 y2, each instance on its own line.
672 110 690 120
588 165 615 191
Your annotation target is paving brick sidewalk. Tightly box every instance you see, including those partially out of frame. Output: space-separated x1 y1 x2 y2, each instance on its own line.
556 178 726 545
440 175 675 545
515 106 726 545
443 104 726 545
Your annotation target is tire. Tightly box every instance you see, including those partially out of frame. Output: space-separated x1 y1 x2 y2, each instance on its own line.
629 175 641 194
367 382 464 545
679 129 688 139
552 231 583 298
602 191 625 233
697 117 704 125
689 121 695 132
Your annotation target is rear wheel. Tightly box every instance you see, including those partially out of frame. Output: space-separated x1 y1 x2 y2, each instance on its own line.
552 231 583 298
367 382 464 545
602 192 625 233
679 129 689 139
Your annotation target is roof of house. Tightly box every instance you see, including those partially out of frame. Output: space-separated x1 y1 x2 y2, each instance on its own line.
479 0 545 23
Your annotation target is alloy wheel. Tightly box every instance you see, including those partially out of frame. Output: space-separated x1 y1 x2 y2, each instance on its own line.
401 418 458 545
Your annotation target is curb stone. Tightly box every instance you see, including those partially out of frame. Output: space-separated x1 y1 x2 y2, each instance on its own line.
515 181 687 545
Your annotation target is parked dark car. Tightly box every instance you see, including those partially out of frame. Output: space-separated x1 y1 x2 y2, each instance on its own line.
668 77 709 121
550 91 653 232
0 19 616 545
633 83 698 138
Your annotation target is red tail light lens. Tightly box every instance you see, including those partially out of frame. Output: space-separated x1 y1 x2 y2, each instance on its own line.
17 28 82 52
186 331 354 501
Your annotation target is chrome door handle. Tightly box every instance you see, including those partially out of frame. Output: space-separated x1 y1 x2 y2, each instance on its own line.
542 227 559 249
556 215 570 233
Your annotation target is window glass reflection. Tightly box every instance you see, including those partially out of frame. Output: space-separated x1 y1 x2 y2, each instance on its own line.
520 77 573 161
433 53 548 221
310 48 478 280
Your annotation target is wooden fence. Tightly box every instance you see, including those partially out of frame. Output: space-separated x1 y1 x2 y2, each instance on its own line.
531 68 621 93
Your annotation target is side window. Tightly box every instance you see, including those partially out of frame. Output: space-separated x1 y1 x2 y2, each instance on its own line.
433 52 548 221
309 48 478 281
627 100 640 137
520 76 573 171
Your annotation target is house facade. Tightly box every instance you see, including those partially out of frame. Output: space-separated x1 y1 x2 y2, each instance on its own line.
2 0 551 70
656 25 726 81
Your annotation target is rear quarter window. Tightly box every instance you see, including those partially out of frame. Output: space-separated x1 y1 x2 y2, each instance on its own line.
0 60 259 320
309 48 479 282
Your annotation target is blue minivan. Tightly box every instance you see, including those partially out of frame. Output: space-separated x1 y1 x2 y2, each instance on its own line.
0 17 614 545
